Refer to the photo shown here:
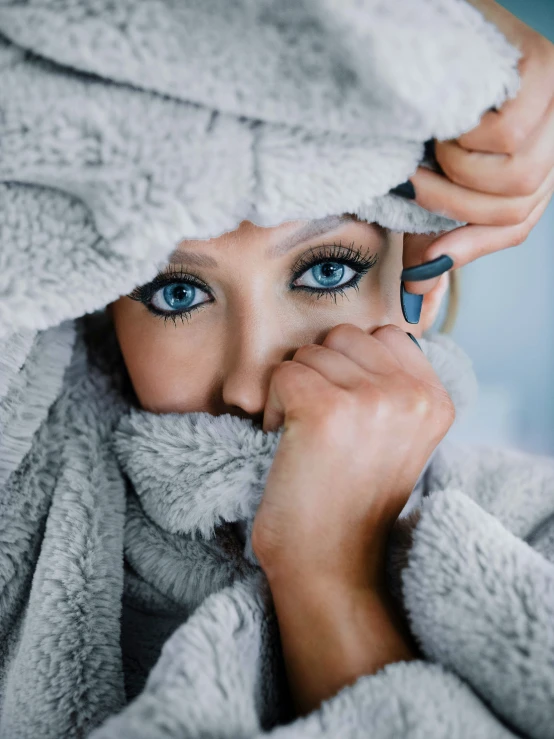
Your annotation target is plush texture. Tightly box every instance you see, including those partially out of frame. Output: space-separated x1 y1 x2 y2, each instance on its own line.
0 308 524 739
3 309 554 739
0 0 521 339
2 1 554 738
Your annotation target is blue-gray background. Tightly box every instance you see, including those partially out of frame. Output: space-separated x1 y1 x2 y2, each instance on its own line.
446 0 553 455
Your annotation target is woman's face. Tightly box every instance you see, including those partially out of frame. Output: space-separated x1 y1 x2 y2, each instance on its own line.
110 216 444 424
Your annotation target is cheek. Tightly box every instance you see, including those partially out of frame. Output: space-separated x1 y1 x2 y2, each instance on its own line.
290 290 401 347
111 300 218 413
323 268 403 331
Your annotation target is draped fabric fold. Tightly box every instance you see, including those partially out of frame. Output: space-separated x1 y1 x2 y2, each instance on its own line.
3 2 551 737
0 309 480 737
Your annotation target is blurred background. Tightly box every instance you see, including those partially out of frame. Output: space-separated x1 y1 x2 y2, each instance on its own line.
445 0 554 455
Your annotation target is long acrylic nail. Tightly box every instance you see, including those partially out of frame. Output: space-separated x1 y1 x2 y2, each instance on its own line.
423 139 436 161
389 180 416 200
400 282 423 324
407 333 423 350
423 138 445 175
401 255 453 282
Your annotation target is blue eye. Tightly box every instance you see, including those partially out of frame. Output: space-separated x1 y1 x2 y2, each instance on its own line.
294 261 357 290
151 282 210 312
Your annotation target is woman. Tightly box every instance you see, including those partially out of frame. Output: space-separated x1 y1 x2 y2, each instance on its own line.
1 0 554 737
108 214 463 715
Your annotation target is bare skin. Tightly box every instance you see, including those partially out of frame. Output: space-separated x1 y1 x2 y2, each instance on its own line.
110 218 445 418
109 0 554 718
404 0 554 295
254 321 454 713
109 217 450 717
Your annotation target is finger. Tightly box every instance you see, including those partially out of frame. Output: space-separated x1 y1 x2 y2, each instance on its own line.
457 46 554 154
291 342 372 391
401 232 444 296
373 327 456 453
321 323 401 376
435 96 554 197
421 186 553 270
410 164 554 227
262 360 331 433
371 325 443 389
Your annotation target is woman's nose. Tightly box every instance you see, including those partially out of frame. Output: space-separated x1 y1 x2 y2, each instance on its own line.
220 323 295 422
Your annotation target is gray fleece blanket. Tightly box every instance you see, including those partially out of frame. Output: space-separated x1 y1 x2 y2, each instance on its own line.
5 308 554 739
2 0 554 738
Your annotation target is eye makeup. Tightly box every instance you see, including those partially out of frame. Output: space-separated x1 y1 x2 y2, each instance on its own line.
128 267 213 325
127 240 380 324
289 241 378 296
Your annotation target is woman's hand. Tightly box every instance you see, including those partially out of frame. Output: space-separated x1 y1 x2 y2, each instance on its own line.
252 322 454 591
402 0 554 295
251 323 453 715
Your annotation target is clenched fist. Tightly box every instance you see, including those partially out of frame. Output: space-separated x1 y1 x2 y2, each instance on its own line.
252 322 454 593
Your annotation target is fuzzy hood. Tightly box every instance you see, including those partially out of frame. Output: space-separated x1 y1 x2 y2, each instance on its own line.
8 6 554 739
0 0 520 342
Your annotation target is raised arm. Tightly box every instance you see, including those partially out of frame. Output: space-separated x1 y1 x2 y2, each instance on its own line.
251 322 455 715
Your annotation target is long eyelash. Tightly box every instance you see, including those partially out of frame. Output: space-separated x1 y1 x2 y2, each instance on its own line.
128 265 212 324
290 240 379 297
128 241 379 323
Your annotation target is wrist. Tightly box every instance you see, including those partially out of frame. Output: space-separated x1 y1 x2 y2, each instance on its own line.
268 574 420 715
265 556 394 624
257 523 395 597
253 503 399 594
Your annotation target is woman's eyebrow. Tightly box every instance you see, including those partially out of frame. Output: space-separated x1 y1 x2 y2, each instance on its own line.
268 215 356 258
167 250 218 268
166 214 357 267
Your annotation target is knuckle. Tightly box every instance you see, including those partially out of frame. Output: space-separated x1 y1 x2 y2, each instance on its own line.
372 324 399 341
272 360 303 387
435 150 466 187
404 383 433 418
433 389 456 430
501 198 534 226
512 167 542 198
508 221 531 248
293 343 323 362
360 383 391 419
311 390 356 440
497 121 528 155
323 322 358 349
401 380 454 426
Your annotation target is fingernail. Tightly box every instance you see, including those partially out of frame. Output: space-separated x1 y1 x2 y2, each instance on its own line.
422 137 446 176
389 180 416 200
401 255 454 282
423 139 436 161
400 282 423 325
406 333 423 351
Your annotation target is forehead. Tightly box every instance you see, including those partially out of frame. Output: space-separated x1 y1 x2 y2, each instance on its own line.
169 214 371 264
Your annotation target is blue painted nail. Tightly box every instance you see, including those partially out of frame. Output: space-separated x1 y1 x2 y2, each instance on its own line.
423 138 445 176
389 180 416 200
401 282 423 324
401 255 454 282
423 139 436 161
407 333 422 350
